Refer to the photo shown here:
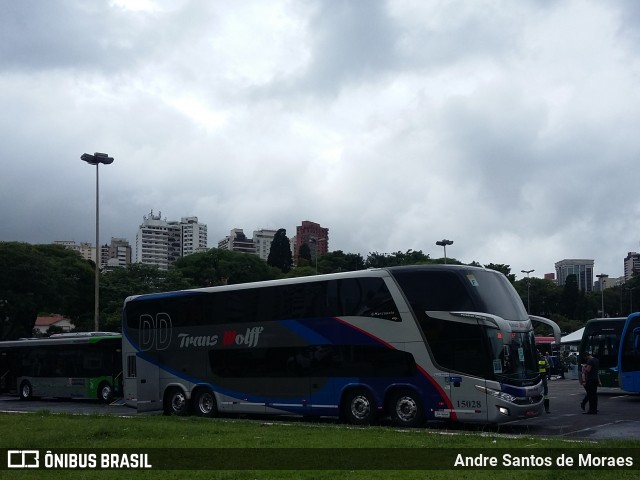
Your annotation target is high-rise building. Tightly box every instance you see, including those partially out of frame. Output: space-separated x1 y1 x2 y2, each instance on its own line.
295 220 329 261
136 211 208 269
554 259 594 292
136 211 170 269
218 228 256 254
181 216 208 256
253 229 278 261
624 252 640 282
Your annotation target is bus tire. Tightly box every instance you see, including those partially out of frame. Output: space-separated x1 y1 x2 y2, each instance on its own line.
19 380 33 400
342 389 377 425
193 389 217 418
164 387 190 416
389 389 425 428
98 382 113 404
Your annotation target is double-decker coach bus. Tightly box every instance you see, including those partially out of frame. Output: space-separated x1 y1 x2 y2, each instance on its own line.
122 265 558 426
618 312 640 393
0 332 122 402
578 318 626 388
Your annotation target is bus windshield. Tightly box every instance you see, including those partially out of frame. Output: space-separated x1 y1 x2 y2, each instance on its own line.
491 330 540 384
392 267 539 385
391 267 528 321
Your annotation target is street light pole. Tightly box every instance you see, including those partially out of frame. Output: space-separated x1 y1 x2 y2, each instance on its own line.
81 152 114 332
435 239 453 264
309 237 326 274
596 273 608 318
521 269 534 313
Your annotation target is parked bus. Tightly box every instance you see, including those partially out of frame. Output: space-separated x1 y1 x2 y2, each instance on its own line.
618 312 640 393
122 265 559 426
0 332 122 402
578 317 626 388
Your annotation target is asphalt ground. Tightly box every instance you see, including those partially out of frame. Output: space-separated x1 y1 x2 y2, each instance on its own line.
1 378 639 440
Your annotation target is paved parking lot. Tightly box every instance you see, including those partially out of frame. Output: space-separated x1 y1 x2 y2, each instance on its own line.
2 378 639 440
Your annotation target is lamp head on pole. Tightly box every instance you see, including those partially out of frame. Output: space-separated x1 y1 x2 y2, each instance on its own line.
81 152 114 165
436 239 453 247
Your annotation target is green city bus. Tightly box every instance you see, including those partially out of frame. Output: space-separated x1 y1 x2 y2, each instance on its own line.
0 332 122 402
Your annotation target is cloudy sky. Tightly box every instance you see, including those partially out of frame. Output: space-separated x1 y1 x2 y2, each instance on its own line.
2 0 639 279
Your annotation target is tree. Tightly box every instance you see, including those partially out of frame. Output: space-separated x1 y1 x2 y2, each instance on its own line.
99 263 191 331
0 242 97 339
316 250 365 274
298 243 312 265
174 248 280 287
267 228 293 273
365 250 430 268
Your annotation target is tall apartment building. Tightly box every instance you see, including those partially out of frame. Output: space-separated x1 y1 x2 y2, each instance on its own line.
181 216 208 256
136 211 207 270
624 252 640 281
554 259 594 292
218 228 256 254
253 229 278 261
295 220 329 261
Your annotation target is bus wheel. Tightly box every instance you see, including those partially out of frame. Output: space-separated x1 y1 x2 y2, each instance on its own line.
98 382 113 404
343 389 377 425
389 389 425 428
193 389 217 418
19 381 33 400
164 388 190 416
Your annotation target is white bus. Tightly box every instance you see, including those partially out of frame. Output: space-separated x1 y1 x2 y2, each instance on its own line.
122 265 558 426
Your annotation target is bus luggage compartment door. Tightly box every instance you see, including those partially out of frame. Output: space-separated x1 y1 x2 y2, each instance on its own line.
136 355 161 412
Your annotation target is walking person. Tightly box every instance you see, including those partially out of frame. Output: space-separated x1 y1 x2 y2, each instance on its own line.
538 351 550 413
579 361 589 411
583 352 600 415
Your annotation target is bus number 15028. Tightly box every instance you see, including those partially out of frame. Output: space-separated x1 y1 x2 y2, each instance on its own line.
457 400 482 409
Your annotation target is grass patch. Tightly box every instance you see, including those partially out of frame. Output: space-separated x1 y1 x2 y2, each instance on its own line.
2 411 639 479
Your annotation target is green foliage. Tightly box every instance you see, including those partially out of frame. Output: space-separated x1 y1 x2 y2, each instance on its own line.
0 242 93 339
285 266 317 278
365 250 430 268
298 243 312 263
99 263 191 331
1 412 639 480
317 250 364 274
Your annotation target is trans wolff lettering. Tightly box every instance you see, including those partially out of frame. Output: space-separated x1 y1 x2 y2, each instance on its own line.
178 327 264 349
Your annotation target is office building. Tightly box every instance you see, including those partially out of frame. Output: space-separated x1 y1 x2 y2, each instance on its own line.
554 259 594 292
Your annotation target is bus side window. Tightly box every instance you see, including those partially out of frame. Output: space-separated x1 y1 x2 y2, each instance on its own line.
327 278 400 321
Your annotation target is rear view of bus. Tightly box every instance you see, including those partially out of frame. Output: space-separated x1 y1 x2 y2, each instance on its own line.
122 265 555 426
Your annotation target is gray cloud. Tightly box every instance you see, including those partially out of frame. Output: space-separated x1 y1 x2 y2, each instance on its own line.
1 0 639 280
